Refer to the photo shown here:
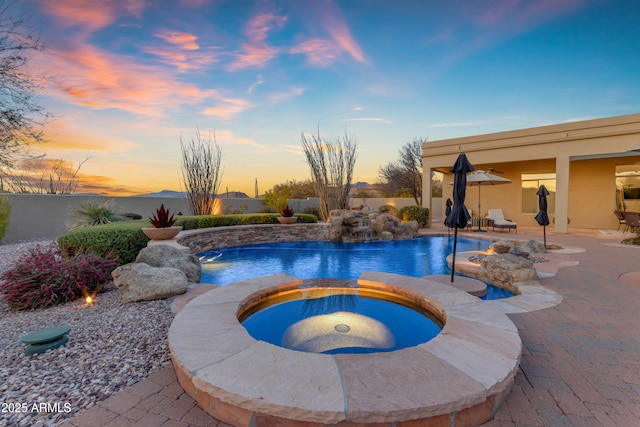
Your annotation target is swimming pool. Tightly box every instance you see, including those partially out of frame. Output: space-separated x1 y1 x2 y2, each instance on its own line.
198 236 514 299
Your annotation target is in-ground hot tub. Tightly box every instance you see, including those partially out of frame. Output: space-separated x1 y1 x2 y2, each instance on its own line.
239 278 444 354
169 272 522 426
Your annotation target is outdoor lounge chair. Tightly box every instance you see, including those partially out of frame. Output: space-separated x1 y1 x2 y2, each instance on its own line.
487 209 517 233
623 211 640 233
614 210 628 232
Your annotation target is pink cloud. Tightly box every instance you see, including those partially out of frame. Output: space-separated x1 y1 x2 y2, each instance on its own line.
34 42 224 117
472 0 585 32
143 45 217 71
313 0 367 64
43 118 139 152
268 87 305 103
228 13 288 70
39 0 144 33
155 31 200 50
289 39 338 66
202 98 253 118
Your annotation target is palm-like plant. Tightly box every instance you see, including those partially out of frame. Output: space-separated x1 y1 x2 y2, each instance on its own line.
67 199 124 230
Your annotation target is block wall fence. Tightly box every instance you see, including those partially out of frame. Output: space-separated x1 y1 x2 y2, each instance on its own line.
0 194 442 243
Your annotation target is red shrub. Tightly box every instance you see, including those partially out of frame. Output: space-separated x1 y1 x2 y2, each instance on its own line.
0 244 117 311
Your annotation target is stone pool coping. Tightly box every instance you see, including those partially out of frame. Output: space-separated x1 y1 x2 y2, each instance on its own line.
169 272 523 426
446 249 571 313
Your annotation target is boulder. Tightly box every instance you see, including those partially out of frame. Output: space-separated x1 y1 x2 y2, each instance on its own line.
480 253 538 285
371 213 401 234
514 240 547 254
489 240 515 254
136 244 201 283
329 209 350 218
401 220 419 237
112 263 188 303
380 231 393 241
328 216 344 241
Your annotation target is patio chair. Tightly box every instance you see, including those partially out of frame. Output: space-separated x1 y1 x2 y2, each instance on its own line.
623 211 640 233
614 210 628 232
487 209 517 233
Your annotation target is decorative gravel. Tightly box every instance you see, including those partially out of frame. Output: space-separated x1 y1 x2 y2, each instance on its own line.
0 238 174 426
467 253 549 264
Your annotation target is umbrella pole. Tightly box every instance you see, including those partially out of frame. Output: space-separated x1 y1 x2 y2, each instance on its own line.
475 186 485 232
450 227 458 282
543 225 547 248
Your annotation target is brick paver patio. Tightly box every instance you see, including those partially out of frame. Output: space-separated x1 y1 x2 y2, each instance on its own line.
61 225 640 427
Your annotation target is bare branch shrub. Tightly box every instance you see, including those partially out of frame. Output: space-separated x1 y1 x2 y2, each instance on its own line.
0 3 49 179
378 138 424 204
301 129 357 221
5 155 89 194
180 130 223 215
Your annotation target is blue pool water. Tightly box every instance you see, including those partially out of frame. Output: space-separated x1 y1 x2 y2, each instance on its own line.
199 236 515 300
242 292 443 354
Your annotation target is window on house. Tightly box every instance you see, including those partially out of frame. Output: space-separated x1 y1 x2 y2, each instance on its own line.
616 165 640 211
521 173 556 214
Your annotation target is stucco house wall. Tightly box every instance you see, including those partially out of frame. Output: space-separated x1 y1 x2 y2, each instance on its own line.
422 113 640 232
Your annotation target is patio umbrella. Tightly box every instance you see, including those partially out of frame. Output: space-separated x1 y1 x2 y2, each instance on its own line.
445 153 474 282
444 198 452 236
466 170 512 231
534 184 550 248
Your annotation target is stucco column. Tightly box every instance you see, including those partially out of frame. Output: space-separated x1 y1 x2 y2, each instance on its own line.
422 165 433 227
554 154 570 234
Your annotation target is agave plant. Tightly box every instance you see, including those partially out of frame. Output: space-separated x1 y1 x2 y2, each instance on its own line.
67 199 124 230
149 204 177 228
280 205 295 217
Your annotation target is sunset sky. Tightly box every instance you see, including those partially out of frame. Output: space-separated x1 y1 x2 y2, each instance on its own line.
17 0 640 196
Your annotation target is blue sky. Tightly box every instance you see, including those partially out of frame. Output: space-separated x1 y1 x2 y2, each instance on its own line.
18 0 640 195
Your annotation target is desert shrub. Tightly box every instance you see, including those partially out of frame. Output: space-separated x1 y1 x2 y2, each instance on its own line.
122 212 143 220
58 220 149 265
58 214 319 265
67 199 125 230
303 206 321 220
176 214 317 228
398 205 429 227
0 244 117 311
378 205 397 215
259 205 278 213
239 213 279 224
0 196 10 241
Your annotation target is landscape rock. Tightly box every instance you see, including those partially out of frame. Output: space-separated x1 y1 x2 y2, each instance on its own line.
136 244 201 282
380 231 393 241
514 239 547 254
489 240 515 254
328 216 344 241
480 253 538 285
112 263 188 303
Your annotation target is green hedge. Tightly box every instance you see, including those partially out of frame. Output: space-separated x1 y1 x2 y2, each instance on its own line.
58 220 150 265
0 196 10 242
58 214 319 265
398 205 429 227
175 213 317 228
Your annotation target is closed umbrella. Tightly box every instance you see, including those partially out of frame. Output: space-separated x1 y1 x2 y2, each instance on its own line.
534 185 550 248
445 153 474 282
466 170 512 231
444 198 452 236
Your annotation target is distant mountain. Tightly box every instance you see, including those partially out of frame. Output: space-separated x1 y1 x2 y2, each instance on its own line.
136 190 186 198
136 190 250 198
218 191 250 199
352 181 370 188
